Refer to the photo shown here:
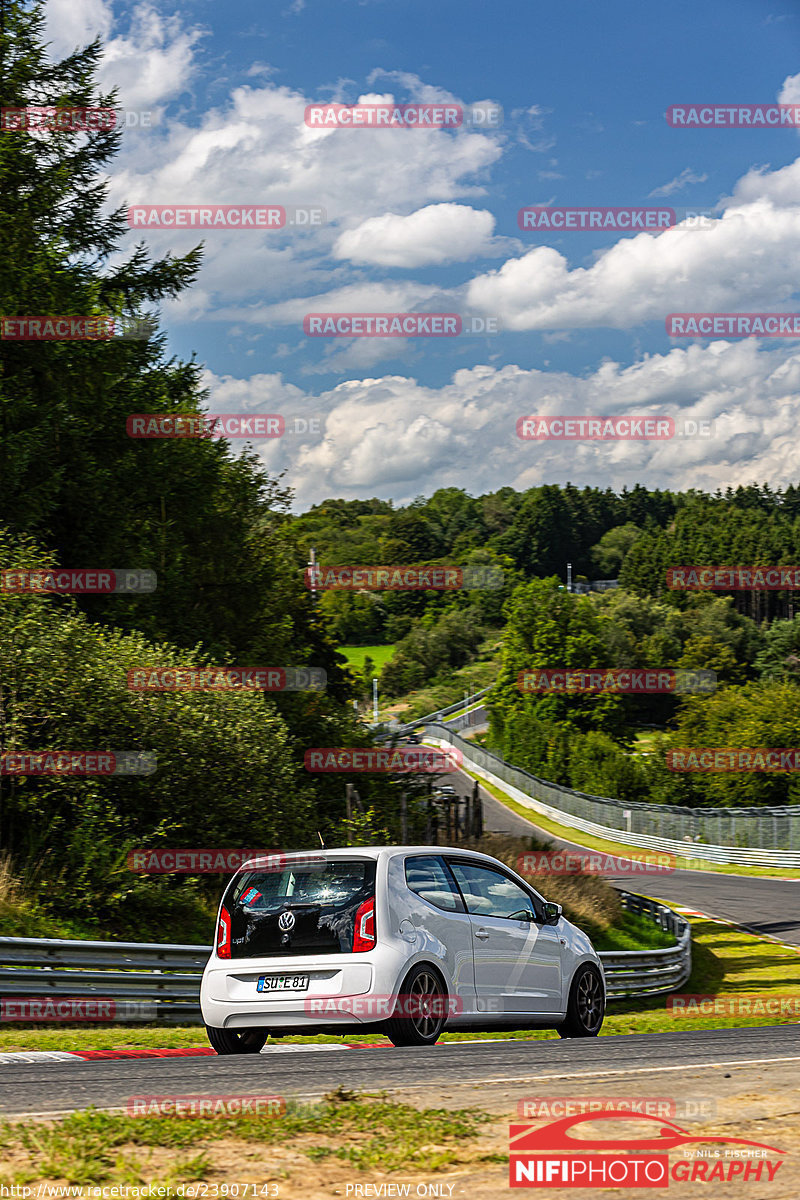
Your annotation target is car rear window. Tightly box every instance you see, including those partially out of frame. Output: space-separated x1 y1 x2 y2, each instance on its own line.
223 858 376 958
404 855 464 912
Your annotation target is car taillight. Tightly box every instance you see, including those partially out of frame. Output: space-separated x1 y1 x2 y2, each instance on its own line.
353 896 376 952
216 905 231 959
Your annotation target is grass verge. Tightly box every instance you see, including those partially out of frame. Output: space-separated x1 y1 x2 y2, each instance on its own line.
0 1091 500 1186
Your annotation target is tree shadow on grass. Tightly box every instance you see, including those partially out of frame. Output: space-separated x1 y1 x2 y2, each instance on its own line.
685 937 727 993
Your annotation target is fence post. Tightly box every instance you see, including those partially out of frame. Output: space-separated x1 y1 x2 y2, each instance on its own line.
400 792 408 844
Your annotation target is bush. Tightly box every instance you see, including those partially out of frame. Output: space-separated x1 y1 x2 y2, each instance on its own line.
462 834 623 937
0 529 314 932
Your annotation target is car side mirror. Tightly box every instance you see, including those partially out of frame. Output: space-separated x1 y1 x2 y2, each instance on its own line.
543 902 562 925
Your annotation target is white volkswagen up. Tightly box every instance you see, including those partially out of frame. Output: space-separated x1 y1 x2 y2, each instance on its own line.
200 845 605 1053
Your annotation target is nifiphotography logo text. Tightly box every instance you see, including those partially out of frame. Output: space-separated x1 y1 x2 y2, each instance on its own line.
508 1111 785 1187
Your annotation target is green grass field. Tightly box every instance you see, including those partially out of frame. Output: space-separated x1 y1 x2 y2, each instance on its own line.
338 644 396 672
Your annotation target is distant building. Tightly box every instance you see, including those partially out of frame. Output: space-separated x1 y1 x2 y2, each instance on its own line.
571 579 620 595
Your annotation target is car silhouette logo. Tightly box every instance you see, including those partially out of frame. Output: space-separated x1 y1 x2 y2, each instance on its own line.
278 911 296 931
510 1112 785 1155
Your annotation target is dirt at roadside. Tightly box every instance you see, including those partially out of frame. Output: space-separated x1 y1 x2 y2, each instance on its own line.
4 1062 800 1199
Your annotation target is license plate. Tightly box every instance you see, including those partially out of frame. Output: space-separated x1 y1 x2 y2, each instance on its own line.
257 974 310 992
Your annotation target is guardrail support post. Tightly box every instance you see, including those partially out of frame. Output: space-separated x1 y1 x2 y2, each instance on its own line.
399 792 408 844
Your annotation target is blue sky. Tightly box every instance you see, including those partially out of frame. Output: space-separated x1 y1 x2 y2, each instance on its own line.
44 0 800 507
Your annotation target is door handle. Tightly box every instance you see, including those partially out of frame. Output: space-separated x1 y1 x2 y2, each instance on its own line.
474 928 490 940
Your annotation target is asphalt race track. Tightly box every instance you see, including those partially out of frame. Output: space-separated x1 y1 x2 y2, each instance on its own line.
3 1026 800 1117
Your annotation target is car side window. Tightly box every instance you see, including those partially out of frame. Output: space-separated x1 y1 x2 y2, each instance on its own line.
448 862 538 921
404 855 465 912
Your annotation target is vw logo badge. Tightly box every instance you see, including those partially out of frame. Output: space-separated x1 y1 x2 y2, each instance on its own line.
278 910 296 932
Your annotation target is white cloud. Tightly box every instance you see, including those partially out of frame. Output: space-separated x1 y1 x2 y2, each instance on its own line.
648 167 709 197
45 1 200 109
332 204 497 267
510 104 556 153
215 279 444 327
464 197 800 330
187 154 800 342
45 0 113 54
779 71 800 105
202 342 800 510
729 157 800 207
99 6 202 109
108 79 502 314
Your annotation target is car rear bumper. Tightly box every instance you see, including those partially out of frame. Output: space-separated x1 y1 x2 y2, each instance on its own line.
200 947 410 1029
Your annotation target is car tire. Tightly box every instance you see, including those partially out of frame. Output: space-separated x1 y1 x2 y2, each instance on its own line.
384 964 448 1047
205 1025 269 1055
557 964 605 1038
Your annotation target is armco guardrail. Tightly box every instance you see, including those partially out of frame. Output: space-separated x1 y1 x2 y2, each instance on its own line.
0 892 688 1021
603 892 691 999
382 688 490 740
440 705 488 734
0 936 209 1024
425 724 800 868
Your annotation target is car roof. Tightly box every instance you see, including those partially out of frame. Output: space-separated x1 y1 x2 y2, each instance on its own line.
239 845 515 868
